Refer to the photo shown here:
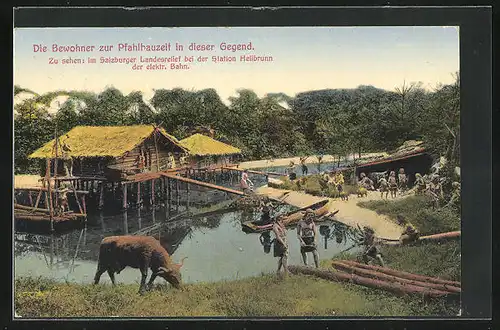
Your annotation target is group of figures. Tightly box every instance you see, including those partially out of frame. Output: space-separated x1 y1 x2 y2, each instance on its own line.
358 168 409 199
357 167 460 208
256 205 321 278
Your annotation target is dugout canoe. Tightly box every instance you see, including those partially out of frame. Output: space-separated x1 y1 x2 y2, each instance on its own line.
241 199 332 234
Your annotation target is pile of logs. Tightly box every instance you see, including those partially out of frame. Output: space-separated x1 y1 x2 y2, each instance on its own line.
14 203 85 223
288 260 460 300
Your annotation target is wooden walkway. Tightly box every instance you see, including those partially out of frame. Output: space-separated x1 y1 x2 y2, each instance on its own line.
161 173 246 196
221 166 283 177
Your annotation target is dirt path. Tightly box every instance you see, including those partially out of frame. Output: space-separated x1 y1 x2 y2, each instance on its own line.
255 186 407 240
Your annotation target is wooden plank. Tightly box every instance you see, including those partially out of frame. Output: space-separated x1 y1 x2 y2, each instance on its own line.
162 173 246 196
15 187 90 194
221 166 280 177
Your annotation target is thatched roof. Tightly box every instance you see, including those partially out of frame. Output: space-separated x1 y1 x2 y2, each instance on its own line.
29 125 187 159
179 134 241 156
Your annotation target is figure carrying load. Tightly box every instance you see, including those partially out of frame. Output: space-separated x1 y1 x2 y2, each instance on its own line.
61 135 73 177
427 175 444 208
414 173 426 195
358 226 384 267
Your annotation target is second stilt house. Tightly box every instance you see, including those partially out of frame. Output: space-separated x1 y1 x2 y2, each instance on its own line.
179 133 242 169
29 125 189 181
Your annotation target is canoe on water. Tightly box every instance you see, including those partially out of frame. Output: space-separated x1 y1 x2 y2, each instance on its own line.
241 199 334 234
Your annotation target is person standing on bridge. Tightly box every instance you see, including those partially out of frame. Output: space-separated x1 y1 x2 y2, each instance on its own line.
240 169 253 193
287 161 297 180
299 156 309 176
297 209 319 268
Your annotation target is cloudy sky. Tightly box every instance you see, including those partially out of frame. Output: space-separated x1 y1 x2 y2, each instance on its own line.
14 26 459 106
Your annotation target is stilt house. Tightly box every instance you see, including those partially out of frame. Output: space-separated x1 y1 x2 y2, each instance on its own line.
29 125 188 181
179 133 242 169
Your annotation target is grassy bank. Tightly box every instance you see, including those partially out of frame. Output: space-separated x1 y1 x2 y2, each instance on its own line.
352 195 460 282
357 195 460 235
15 271 456 318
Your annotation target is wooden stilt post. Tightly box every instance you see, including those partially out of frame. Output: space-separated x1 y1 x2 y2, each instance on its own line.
176 179 180 211
100 212 105 232
28 191 33 207
98 182 104 210
34 190 42 209
186 182 190 210
137 207 142 230
151 179 155 206
111 182 115 199
122 182 128 210
137 182 141 207
123 210 128 235
162 177 166 201
166 177 171 203
81 195 87 224
50 234 54 269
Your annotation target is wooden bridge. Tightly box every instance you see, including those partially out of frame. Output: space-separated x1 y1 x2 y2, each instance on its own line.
161 173 246 196
221 166 283 177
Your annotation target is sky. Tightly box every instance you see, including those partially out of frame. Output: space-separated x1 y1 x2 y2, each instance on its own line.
13 26 459 106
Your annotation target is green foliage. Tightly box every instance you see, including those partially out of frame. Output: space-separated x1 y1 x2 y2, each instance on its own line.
14 74 460 173
357 195 460 235
278 175 358 199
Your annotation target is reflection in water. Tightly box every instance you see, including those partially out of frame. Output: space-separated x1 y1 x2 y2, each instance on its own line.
259 231 273 254
15 202 360 284
15 227 87 278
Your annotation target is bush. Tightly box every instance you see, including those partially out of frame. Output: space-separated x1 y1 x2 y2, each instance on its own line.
275 175 359 200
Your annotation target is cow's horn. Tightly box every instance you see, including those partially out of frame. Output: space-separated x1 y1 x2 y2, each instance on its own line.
179 257 188 268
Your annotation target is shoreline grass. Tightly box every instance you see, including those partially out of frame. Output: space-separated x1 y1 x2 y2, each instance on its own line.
15 271 458 318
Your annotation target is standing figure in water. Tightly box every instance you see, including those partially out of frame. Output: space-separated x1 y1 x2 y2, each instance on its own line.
297 209 319 268
273 215 289 278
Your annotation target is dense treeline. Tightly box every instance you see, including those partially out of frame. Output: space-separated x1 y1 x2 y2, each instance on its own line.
14 73 459 174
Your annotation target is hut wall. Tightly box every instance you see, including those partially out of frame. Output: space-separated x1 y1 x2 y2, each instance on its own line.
188 155 233 169
355 153 434 186
107 136 185 175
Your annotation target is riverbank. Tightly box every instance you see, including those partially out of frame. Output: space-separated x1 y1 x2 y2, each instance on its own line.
15 194 460 318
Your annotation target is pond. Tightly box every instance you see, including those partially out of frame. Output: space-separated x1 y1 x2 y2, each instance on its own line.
14 204 361 285
252 161 351 178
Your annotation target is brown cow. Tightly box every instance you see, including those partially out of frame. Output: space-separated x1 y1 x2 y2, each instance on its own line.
93 235 186 294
